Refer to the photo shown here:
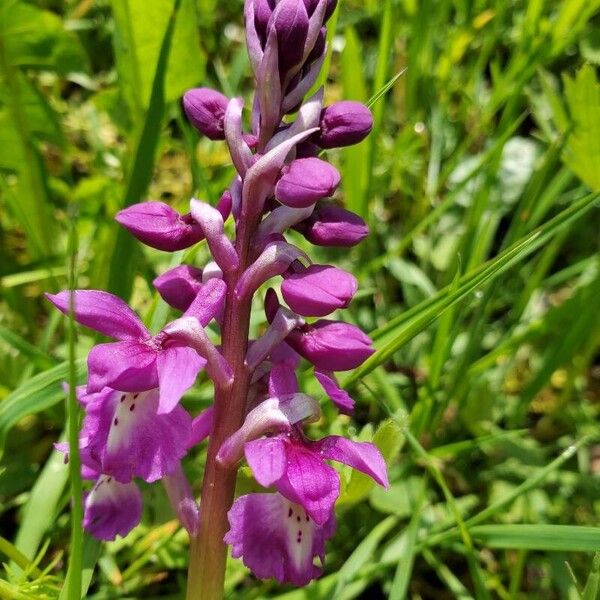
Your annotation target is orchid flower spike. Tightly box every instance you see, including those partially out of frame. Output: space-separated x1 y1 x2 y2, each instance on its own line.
46 0 386 591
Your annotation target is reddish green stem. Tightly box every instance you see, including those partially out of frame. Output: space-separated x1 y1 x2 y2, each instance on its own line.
185 217 259 600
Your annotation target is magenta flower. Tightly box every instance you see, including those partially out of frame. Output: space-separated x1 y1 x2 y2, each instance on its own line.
83 476 143 541
225 493 335 586
183 88 230 140
295 204 369 247
219 396 387 584
281 264 357 317
218 397 388 525
275 158 340 208
317 101 373 148
46 0 387 591
46 284 225 413
115 202 205 252
77 387 193 483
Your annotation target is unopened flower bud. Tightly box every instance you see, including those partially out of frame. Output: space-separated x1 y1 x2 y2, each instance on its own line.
254 0 275 45
317 101 373 149
296 204 369 247
272 0 309 75
116 202 204 252
287 319 374 371
153 265 204 312
183 88 230 140
282 264 357 316
275 157 340 208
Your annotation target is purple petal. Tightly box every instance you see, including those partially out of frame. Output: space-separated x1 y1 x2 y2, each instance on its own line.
281 264 357 317
115 202 205 252
273 0 309 75
153 265 204 312
314 369 355 413
245 0 265 75
83 476 142 541
241 127 319 221
161 317 231 388
318 101 373 149
163 464 199 535
311 436 389 488
245 306 303 370
245 437 288 486
87 341 158 394
190 199 239 273
269 362 299 396
218 395 319 467
224 97 254 177
183 278 227 326
156 346 206 414
190 406 214 446
183 87 230 140
235 241 308 302
84 388 192 483
277 441 340 526
275 158 340 209
287 319 374 371
46 290 147 341
295 204 369 247
225 493 335 586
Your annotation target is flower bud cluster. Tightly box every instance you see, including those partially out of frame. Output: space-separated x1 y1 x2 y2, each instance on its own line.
47 0 385 588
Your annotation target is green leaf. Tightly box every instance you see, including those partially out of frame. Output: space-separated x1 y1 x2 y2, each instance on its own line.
0 359 86 454
344 192 600 388
333 516 397 597
469 525 600 553
563 65 600 191
107 0 189 299
340 26 369 218
110 0 205 114
0 0 88 74
14 437 70 561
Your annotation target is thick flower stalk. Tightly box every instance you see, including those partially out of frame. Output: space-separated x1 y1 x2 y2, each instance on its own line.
48 1 387 597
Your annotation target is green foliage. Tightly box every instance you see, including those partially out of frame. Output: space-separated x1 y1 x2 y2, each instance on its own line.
0 0 599 598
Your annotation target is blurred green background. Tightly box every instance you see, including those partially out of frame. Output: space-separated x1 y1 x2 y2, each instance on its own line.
0 0 599 598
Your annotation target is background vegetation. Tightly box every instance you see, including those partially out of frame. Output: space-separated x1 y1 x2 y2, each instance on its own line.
0 0 599 598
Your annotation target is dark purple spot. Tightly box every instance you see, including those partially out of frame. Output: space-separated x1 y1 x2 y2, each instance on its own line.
297 516 301 522
120 395 126 403
288 508 293 518
296 538 302 544
297 530 302 537
130 404 135 412
133 393 139 399
305 514 309 522
107 477 112 483
113 418 119 426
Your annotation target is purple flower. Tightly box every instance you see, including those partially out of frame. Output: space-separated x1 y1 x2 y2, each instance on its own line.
46 290 220 413
286 319 374 371
225 493 335 586
218 397 388 526
295 204 369 247
78 387 193 483
281 264 357 317
83 475 143 541
314 369 355 414
154 265 205 312
317 101 373 149
245 432 387 524
275 158 340 208
153 264 223 313
271 0 309 75
115 202 205 252
183 88 230 140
